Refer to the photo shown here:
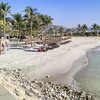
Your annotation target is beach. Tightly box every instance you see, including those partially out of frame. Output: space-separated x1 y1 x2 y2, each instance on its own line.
0 37 100 99
0 85 15 100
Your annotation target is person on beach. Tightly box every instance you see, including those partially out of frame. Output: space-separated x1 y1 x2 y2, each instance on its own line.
0 37 9 54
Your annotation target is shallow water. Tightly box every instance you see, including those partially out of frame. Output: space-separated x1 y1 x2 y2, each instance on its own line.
75 48 100 97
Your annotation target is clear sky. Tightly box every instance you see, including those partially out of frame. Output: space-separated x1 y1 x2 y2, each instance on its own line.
0 0 100 27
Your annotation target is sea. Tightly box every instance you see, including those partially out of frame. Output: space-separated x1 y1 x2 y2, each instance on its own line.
75 47 100 98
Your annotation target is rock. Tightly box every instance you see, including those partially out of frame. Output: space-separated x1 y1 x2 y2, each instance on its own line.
18 69 21 71
48 81 52 85
25 91 33 97
31 79 38 84
61 92 67 98
21 85 26 89
0 68 96 100
3 68 7 72
38 82 44 87
46 75 51 79
13 89 20 96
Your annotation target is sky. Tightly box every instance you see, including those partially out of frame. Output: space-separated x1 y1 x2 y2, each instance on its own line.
0 0 100 28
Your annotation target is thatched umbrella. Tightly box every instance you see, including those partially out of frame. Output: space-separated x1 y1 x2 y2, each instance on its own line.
10 37 20 46
61 36 71 40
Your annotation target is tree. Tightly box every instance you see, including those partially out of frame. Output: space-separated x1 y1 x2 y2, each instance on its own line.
0 2 11 38
5 17 12 33
48 28 53 35
65 28 72 36
82 24 88 36
32 15 43 35
39 14 53 33
11 13 24 38
23 18 28 36
92 24 100 36
53 25 58 36
77 24 82 36
24 6 38 37
58 27 64 36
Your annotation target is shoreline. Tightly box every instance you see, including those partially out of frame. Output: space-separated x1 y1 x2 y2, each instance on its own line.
64 44 100 94
0 68 97 100
0 37 100 99
73 46 100 99
47 53 89 92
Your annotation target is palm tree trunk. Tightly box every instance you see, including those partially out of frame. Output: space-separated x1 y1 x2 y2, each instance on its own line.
3 14 6 38
0 39 1 55
97 31 99 36
30 19 32 37
30 19 33 46
25 24 27 36
17 30 19 46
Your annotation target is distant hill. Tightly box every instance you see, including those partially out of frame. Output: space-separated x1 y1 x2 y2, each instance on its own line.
46 25 94 33
45 25 67 32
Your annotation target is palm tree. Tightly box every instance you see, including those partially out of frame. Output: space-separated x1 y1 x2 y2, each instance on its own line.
82 24 88 36
48 27 53 35
32 15 43 35
39 14 53 33
53 25 58 36
0 2 11 38
5 17 12 34
92 24 100 36
11 13 24 38
24 6 38 37
58 27 64 36
65 28 72 36
77 24 82 36
0 20 3 34
23 18 28 36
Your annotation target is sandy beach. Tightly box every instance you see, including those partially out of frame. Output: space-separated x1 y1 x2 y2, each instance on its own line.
0 85 15 100
0 37 100 99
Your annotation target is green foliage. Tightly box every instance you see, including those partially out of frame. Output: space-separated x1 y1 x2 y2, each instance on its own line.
1 2 100 38
48 28 54 34
0 2 11 37
0 2 53 38
92 24 100 36
58 27 64 33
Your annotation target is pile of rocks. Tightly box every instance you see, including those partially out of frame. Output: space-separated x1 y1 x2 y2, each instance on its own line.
0 68 97 100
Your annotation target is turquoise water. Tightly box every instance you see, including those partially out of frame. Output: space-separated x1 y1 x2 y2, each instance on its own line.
75 48 100 97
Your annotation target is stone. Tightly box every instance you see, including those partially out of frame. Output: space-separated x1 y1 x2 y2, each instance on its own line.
18 69 21 71
25 91 33 97
46 75 51 79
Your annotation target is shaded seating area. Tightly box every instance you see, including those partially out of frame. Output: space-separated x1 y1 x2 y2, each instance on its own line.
7 35 72 52
60 36 72 44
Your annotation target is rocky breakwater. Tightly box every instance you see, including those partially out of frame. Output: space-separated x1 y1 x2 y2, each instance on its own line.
0 68 97 100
